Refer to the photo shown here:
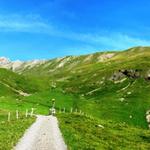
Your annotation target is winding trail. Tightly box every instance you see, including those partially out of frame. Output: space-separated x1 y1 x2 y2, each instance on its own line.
14 115 67 150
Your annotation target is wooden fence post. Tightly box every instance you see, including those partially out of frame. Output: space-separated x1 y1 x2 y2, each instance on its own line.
8 112 10 122
63 108 65 113
16 110 19 119
25 109 28 117
70 108 73 113
30 108 34 117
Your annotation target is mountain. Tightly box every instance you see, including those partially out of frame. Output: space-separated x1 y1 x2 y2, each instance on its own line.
14 46 150 95
0 46 150 129
0 57 46 72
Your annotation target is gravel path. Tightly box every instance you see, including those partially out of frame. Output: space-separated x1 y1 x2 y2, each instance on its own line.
14 115 67 150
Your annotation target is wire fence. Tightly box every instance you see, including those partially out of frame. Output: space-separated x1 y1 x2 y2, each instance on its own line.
0 107 94 123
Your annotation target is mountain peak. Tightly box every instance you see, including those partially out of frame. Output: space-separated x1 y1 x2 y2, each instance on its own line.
0 57 10 65
0 56 46 71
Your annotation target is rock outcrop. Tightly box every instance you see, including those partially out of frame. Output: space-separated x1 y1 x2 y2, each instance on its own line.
111 69 143 81
119 69 141 79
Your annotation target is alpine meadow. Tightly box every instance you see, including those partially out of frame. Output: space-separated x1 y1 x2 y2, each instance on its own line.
0 46 150 149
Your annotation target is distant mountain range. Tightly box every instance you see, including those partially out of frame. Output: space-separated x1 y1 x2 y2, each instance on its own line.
0 57 46 71
0 51 116 72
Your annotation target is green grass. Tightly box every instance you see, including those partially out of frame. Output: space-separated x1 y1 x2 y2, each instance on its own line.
0 114 35 150
77 78 150 128
0 78 149 128
0 89 78 115
1 46 150 149
22 89 77 114
58 113 150 150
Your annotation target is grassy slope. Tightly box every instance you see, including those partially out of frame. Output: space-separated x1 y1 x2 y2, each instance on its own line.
0 111 35 150
1 47 148 128
17 47 150 128
0 68 79 149
0 46 150 149
76 78 150 128
58 113 150 150
0 69 38 150
0 68 40 93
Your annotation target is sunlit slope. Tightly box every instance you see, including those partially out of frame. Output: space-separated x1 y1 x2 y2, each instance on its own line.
19 46 150 128
0 68 50 113
0 46 150 128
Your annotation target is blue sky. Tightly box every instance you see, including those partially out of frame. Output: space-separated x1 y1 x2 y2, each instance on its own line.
0 0 150 60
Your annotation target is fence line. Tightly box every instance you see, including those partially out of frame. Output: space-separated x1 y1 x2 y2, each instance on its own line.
54 107 87 117
3 107 89 123
3 108 35 122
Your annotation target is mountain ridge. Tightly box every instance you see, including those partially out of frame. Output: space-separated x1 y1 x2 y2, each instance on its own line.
0 46 149 73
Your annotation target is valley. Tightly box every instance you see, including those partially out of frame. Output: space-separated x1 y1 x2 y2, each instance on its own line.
0 46 150 149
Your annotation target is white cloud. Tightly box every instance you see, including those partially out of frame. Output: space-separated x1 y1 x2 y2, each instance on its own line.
0 13 149 50
64 32 150 49
0 14 52 32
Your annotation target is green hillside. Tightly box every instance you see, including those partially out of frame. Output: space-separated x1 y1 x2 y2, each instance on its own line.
58 113 150 150
1 47 150 127
0 46 150 149
16 46 150 128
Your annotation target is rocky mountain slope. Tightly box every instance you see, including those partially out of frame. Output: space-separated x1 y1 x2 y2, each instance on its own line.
0 57 46 72
0 46 150 128
0 50 117 73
